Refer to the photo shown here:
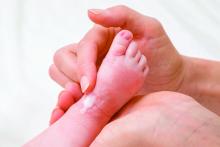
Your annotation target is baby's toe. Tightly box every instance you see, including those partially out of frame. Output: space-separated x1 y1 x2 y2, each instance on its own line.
134 50 142 62
107 30 133 57
125 41 138 57
138 55 147 71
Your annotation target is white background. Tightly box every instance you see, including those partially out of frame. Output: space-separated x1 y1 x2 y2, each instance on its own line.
0 0 220 146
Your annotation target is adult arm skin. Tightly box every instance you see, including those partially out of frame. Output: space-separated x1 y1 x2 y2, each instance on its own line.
180 56 220 114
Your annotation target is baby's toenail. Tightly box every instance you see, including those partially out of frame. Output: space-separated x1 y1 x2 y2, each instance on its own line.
120 31 132 40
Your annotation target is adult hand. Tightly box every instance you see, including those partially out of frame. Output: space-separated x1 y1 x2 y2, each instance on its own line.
91 91 220 147
50 5 185 95
49 5 220 124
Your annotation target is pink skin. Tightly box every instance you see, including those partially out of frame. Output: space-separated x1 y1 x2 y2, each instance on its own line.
50 83 82 124
25 30 148 147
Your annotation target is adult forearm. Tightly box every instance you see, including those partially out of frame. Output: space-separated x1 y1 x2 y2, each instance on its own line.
181 56 220 114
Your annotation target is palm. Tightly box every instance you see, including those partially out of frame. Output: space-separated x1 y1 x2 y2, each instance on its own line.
91 92 217 147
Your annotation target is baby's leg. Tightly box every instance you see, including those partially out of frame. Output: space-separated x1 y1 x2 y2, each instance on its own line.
24 30 148 147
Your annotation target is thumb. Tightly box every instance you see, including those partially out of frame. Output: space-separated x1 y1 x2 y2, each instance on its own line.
88 5 145 35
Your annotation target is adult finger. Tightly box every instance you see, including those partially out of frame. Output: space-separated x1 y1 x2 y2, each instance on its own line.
58 83 83 111
77 25 115 93
49 107 64 125
49 64 75 88
49 83 82 125
53 43 79 85
88 5 162 38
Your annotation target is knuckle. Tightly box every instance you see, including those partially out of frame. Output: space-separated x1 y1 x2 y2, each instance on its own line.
147 17 163 31
149 17 161 25
48 64 55 79
53 45 73 64
53 48 63 64
116 5 129 11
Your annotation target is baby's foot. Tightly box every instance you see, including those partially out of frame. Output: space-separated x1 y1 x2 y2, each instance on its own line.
84 30 148 115
25 30 148 147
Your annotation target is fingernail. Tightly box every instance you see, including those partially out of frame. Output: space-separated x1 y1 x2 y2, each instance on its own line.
80 76 90 93
88 9 103 15
49 108 59 125
51 107 58 115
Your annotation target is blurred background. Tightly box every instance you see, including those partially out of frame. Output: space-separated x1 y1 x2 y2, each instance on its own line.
0 0 220 146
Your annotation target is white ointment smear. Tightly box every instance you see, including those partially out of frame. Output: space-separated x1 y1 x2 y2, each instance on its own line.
80 94 96 113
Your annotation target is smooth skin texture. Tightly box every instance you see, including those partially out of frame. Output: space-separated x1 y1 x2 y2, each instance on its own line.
24 30 148 147
91 91 220 147
50 5 220 122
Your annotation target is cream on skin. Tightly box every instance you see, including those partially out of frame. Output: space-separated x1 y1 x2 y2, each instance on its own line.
80 94 97 113
24 30 148 147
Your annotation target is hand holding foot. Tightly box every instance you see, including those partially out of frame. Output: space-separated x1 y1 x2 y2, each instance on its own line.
50 5 184 96
50 5 220 123
24 30 148 147
49 5 184 124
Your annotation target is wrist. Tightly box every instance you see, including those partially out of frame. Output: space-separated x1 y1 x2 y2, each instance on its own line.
178 56 203 98
179 56 220 100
